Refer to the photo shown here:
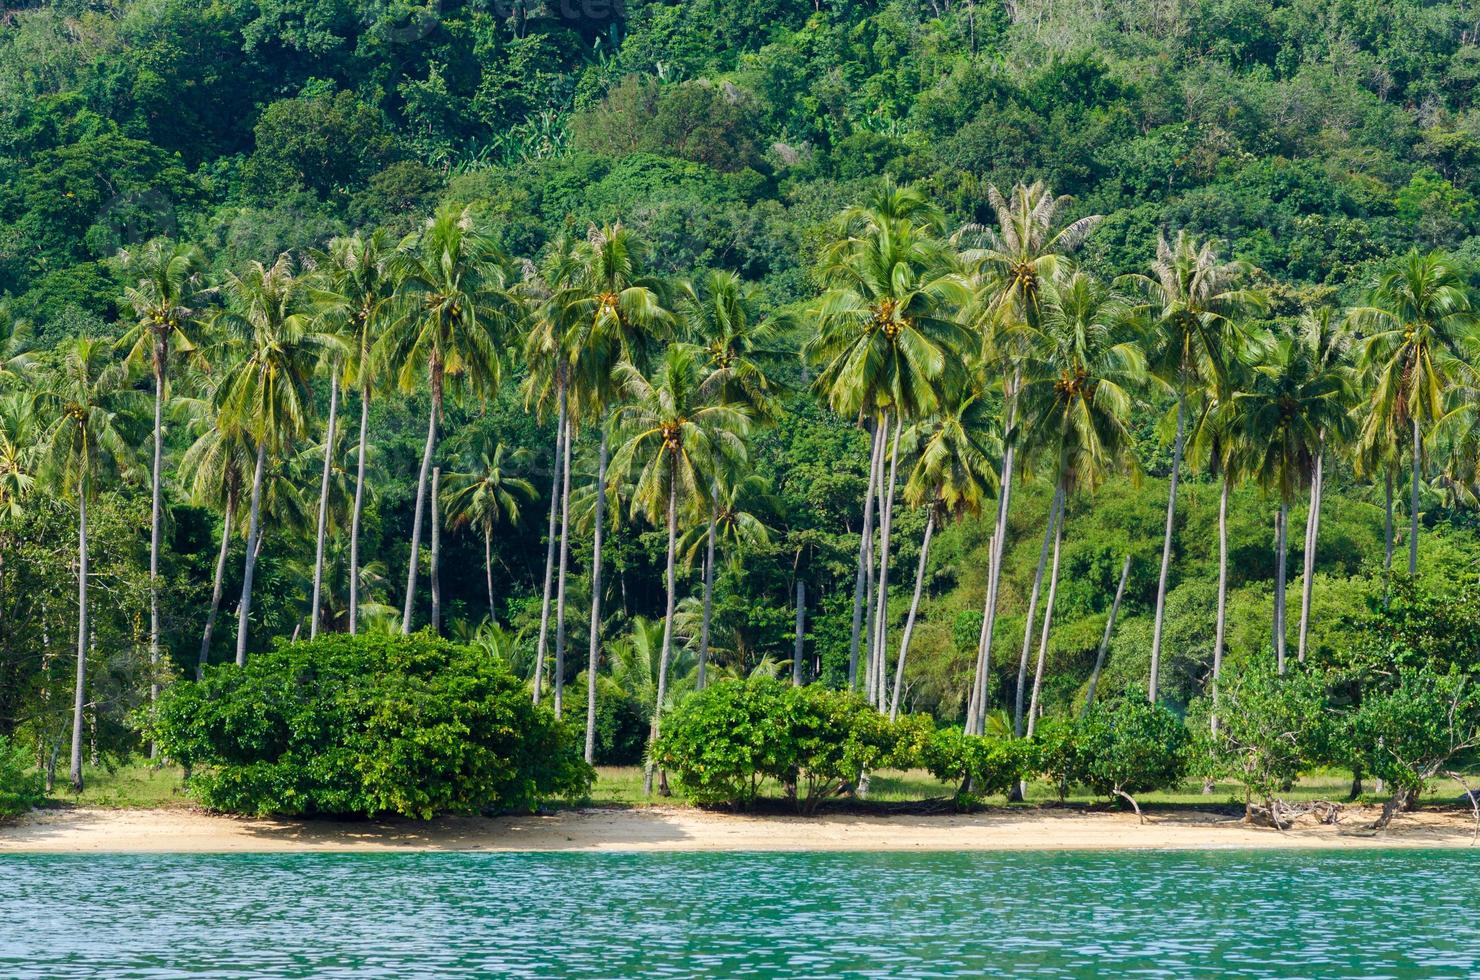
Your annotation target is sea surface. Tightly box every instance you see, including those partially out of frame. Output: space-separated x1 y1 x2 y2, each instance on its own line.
1 849 1476 978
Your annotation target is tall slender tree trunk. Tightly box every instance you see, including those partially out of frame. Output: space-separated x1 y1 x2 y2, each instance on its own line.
1085 553 1132 716
69 483 89 792
870 414 902 710
697 483 718 690
148 353 165 758
348 387 370 634
198 488 234 680
553 413 574 719
533 384 566 704
1026 487 1066 738
430 464 442 635
793 577 806 687
644 475 679 797
484 528 495 616
1409 417 1421 576
848 421 885 690
1274 501 1289 674
311 372 339 639
1211 472 1230 733
889 509 934 721
971 368 1020 733
1383 468 1395 608
584 427 608 765
235 442 268 666
966 532 994 732
1014 492 1060 738
1149 391 1186 703
402 388 439 635
1297 441 1323 663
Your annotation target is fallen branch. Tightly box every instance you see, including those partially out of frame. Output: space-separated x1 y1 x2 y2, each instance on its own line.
1443 771 1480 846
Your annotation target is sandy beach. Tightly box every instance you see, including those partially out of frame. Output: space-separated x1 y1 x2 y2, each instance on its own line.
2 804 1476 853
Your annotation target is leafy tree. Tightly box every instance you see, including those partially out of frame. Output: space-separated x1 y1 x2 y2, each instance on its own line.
1075 696 1190 820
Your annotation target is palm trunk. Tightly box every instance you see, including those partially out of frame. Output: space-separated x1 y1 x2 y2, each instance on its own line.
1211 472 1230 733
430 464 442 636
848 421 885 689
1274 501 1289 674
870 413 903 710
1014 490 1059 738
348 386 370 634
1383 468 1395 606
148 356 164 757
966 532 994 731
1085 553 1132 716
1149 391 1186 703
1297 442 1323 663
311 372 339 639
697 483 718 691
644 475 679 797
584 427 608 765
484 527 495 615
235 441 268 666
1026 486 1066 738
553 412 574 719
402 390 439 634
793 576 806 687
69 481 89 792
971 367 1020 733
889 508 934 721
198 488 234 680
533 384 566 704
1409 416 1420 576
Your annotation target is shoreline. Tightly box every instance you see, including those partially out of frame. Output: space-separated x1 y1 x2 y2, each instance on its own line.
3 804 1476 853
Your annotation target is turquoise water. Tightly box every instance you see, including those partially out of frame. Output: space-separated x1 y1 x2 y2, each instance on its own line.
2 849 1477 977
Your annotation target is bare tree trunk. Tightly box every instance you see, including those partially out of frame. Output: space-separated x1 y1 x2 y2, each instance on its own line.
148 356 164 759
1027 487 1066 738
1383 468 1395 607
402 395 438 634
889 509 934 721
697 482 718 691
1085 553 1131 716
966 532 994 731
311 372 339 639
349 387 370 634
644 476 679 797
430 464 441 635
553 412 574 719
584 427 608 765
971 367 1020 733
484 528 495 616
848 421 884 690
69 484 89 792
235 441 268 666
1149 391 1186 703
1014 491 1059 738
1409 416 1420 576
198 489 234 680
533 385 566 704
793 576 806 687
870 414 902 710
1275 501 1289 674
1297 440 1323 663
1211 472 1230 733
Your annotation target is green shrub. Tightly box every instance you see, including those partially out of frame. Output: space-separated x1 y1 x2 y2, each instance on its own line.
922 727 1034 809
0 736 44 818
153 632 594 818
1076 697 1190 818
782 684 919 813
562 675 649 765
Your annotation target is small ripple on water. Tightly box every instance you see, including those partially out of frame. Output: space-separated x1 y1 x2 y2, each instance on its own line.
0 849 1477 978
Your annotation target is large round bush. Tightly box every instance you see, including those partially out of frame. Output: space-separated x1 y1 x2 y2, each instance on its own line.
154 632 594 818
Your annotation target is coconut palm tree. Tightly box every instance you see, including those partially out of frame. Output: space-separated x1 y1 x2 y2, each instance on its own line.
37 338 140 790
955 182 1102 734
443 440 536 618
116 237 211 727
1121 231 1265 702
1351 250 1478 579
380 204 516 634
609 344 749 794
1013 271 1145 736
214 254 326 665
0 392 36 662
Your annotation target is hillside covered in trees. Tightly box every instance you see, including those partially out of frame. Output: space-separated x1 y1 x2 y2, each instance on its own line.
4 0 1480 797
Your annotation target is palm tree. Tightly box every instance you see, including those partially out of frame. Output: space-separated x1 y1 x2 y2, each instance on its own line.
609 344 749 794
37 338 139 790
116 237 210 730
214 255 325 664
443 440 536 617
1121 231 1264 702
956 182 1102 734
0 392 36 663
380 204 515 634
1234 334 1350 673
1351 250 1478 579
1013 271 1145 736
